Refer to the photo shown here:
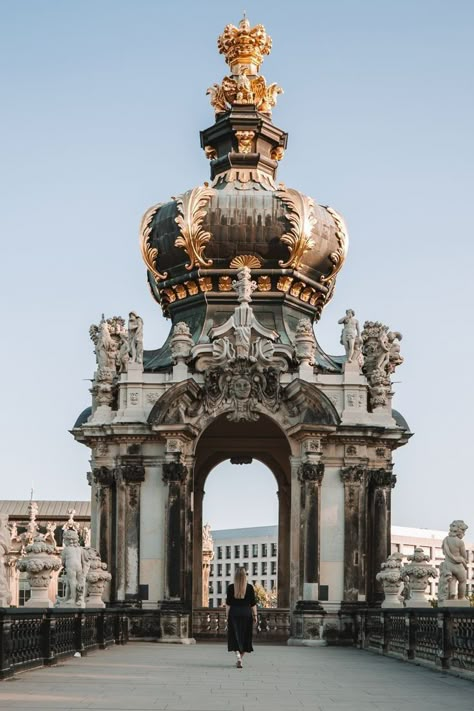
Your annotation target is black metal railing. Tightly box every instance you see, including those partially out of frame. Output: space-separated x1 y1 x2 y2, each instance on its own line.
192 607 291 643
0 608 128 679
355 608 474 675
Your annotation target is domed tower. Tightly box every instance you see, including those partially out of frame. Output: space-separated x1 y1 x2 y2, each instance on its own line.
140 16 347 370
74 16 411 643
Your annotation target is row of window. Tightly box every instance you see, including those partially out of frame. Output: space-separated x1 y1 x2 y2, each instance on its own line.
210 561 277 578
216 543 277 559
392 543 474 565
210 575 276 595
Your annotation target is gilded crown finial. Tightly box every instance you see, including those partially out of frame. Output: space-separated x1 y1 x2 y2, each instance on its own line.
217 17 272 75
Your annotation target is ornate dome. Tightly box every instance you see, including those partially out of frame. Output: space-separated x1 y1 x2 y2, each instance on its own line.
140 17 348 343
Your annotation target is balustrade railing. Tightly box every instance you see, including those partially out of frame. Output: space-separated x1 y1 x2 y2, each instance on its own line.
356 608 474 676
0 608 128 679
192 607 291 643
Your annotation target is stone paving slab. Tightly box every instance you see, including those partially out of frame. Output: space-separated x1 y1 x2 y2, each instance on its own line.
0 642 472 711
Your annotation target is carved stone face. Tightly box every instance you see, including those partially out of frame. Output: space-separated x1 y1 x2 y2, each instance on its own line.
233 376 252 400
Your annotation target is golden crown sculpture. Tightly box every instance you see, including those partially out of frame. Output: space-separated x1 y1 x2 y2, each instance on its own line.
217 17 272 73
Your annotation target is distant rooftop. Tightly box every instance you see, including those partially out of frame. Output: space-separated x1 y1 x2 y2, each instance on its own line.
0 500 91 518
212 525 278 539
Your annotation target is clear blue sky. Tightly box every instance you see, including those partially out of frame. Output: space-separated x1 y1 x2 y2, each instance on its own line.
1 1 473 533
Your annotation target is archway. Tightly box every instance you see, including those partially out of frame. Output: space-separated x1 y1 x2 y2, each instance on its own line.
192 413 291 610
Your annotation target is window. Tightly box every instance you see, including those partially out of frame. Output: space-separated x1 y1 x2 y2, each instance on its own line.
217 581 222 594
243 562 249 572
234 545 240 558
209 599 214 608
226 563 231 576
243 545 249 558
261 543 267 557
209 583 214 594
209 564 214 577
271 561 277 575
225 546 231 559
217 563 222 577
235 563 240 572
252 562 258 576
261 562 267 576
262 580 267 589
217 598 222 607
19 578 31 606
252 544 258 557
217 546 222 560
271 543 277 557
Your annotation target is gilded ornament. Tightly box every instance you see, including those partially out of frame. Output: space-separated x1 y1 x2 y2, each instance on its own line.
174 284 187 300
229 254 262 269
198 276 213 292
257 276 271 291
276 187 317 269
277 276 293 292
204 145 217 160
184 280 199 296
209 74 283 115
161 288 176 304
139 203 168 282
300 287 314 303
321 206 349 287
217 17 272 72
174 185 215 270
218 276 233 291
235 130 255 154
271 146 285 161
290 281 305 298
206 83 228 113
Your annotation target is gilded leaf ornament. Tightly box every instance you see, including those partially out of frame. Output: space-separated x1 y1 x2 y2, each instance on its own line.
174 185 215 270
276 187 317 269
139 203 168 282
229 254 262 269
321 206 349 289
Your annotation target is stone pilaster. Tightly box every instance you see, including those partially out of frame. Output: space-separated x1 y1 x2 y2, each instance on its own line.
201 549 213 607
114 462 146 602
368 468 396 603
289 456 303 608
162 459 188 604
92 466 115 593
340 465 368 602
298 461 324 593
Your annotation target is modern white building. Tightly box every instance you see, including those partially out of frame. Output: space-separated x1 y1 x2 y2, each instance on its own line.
209 524 474 607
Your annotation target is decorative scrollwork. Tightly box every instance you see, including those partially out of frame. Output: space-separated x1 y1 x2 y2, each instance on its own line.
276 187 317 269
139 203 168 281
321 206 349 290
174 185 215 270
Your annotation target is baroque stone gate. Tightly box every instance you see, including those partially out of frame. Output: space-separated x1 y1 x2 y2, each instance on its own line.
72 17 410 642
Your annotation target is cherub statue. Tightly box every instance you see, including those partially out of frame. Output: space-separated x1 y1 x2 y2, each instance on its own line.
0 514 12 607
338 309 360 363
438 520 469 602
59 529 89 608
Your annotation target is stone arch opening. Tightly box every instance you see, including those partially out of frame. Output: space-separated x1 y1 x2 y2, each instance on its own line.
192 413 291 609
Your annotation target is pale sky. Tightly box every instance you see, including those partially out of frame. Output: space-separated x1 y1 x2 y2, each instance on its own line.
1 0 473 533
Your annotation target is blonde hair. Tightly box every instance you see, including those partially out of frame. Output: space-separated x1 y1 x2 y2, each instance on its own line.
234 566 247 599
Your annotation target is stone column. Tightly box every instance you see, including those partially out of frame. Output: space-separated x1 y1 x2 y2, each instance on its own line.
289 456 303 608
298 461 325 595
192 486 204 609
202 549 213 607
277 482 290 607
114 462 146 603
368 469 396 603
162 459 188 604
340 466 368 602
92 466 115 598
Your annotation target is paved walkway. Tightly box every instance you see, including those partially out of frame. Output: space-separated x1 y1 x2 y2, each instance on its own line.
0 643 472 710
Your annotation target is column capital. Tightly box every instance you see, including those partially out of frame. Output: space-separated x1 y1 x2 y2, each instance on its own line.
162 461 188 484
115 462 146 483
370 468 396 488
340 465 367 484
92 466 115 487
297 461 324 484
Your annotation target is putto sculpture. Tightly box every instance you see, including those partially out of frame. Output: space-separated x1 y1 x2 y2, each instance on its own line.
57 529 89 608
361 321 404 409
438 520 469 605
0 514 12 607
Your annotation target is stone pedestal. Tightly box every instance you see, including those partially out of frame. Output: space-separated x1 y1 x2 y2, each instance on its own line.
288 601 327 647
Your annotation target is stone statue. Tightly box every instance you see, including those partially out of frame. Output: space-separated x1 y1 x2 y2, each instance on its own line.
94 316 116 371
338 309 360 363
82 526 91 548
170 321 194 364
0 514 12 607
438 520 469 603
232 266 257 304
117 331 130 373
128 312 144 364
294 318 316 365
44 522 57 546
202 523 214 553
361 321 404 409
387 331 403 372
62 508 79 532
58 529 89 608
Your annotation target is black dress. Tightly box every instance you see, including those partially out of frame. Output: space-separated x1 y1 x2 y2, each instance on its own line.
226 583 256 653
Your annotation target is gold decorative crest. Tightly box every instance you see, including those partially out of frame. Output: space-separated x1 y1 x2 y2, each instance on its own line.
229 254 262 269
276 187 317 269
218 17 272 72
321 206 349 289
207 75 283 115
174 185 215 270
139 203 168 281
235 130 255 153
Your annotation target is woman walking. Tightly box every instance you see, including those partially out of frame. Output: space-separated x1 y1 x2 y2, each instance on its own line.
226 566 257 668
